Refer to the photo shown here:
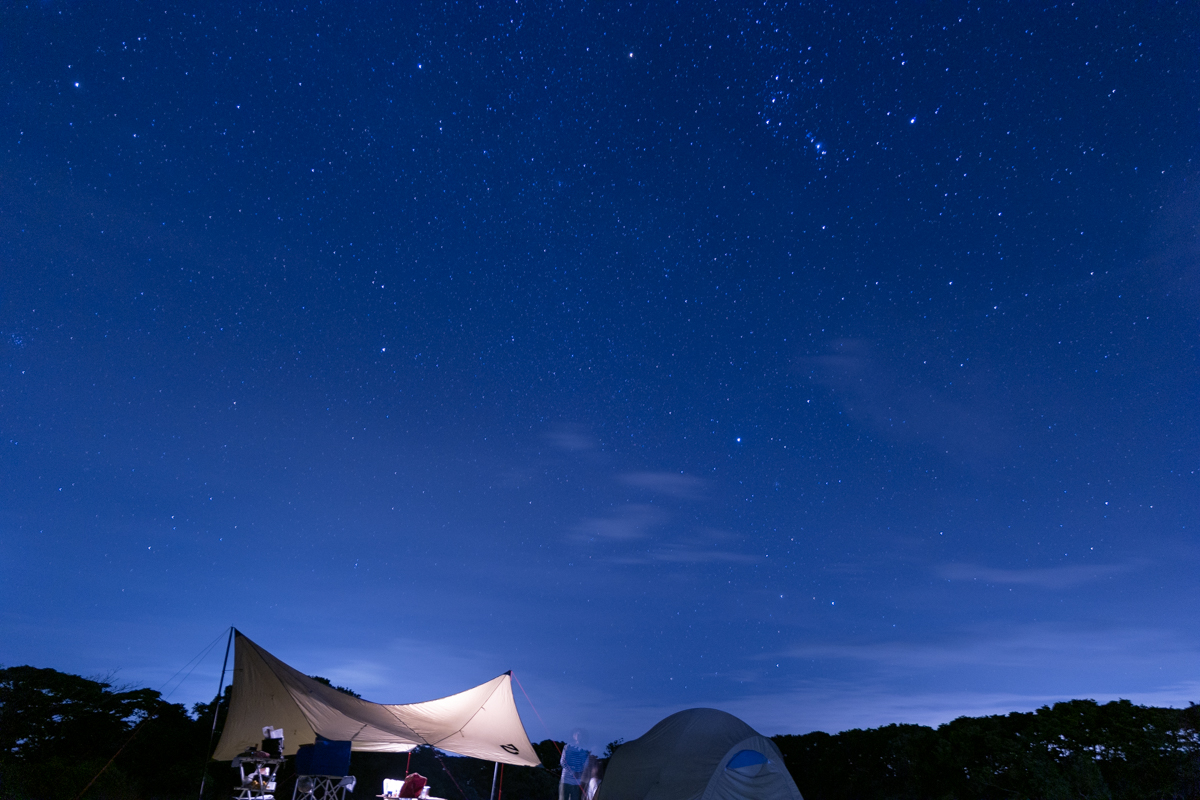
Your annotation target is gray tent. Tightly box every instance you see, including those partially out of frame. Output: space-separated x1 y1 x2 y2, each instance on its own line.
596 709 803 800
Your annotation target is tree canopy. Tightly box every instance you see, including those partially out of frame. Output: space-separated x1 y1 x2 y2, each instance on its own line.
772 699 1200 800
0 666 214 800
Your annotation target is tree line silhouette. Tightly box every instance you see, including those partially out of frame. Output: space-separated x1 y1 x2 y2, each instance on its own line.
2 666 1197 800
773 700 1200 800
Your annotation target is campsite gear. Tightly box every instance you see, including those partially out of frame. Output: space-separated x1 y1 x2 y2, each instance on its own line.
231 753 284 800
212 631 539 766
262 727 285 758
294 775 357 800
380 781 439 800
293 738 355 800
595 709 803 800
397 773 427 798
294 737 351 777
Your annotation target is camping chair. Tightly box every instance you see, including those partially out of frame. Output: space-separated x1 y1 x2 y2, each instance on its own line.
293 738 356 800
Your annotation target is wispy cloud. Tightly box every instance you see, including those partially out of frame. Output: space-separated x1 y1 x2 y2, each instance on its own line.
619 471 705 499
800 338 1009 466
643 548 757 565
530 649 1200 745
545 423 596 452
779 622 1197 677
610 527 758 565
938 561 1133 588
566 465 748 565
289 638 510 703
572 504 665 542
665 623 1200 737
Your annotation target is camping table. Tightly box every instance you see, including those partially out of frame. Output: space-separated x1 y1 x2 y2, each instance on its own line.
232 755 285 800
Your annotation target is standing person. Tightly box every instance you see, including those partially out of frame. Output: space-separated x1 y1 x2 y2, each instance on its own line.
559 729 593 800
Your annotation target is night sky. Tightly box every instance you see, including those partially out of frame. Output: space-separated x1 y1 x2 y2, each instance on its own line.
3 2 1199 747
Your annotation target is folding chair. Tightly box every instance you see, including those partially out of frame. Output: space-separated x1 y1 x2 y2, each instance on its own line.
293 737 356 800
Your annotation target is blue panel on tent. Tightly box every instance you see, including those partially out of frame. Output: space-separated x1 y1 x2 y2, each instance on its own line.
295 736 352 777
726 750 768 770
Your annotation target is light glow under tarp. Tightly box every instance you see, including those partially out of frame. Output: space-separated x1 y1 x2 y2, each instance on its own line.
211 631 540 766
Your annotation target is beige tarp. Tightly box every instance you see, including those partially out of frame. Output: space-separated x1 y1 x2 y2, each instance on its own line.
212 631 540 766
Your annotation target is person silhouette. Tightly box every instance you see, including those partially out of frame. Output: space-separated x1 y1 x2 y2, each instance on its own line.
559 729 594 800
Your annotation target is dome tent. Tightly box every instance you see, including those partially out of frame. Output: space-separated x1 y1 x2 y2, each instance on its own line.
596 709 802 800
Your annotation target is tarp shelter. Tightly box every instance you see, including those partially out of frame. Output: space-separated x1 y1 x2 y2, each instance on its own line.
596 709 803 800
212 631 540 766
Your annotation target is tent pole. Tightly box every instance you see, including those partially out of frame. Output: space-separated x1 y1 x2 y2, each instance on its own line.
489 762 499 800
198 627 234 800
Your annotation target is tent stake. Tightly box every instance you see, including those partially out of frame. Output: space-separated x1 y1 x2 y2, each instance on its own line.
489 762 499 800
198 627 234 800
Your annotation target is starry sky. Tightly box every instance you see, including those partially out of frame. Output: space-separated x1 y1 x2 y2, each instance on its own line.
2 1 1199 747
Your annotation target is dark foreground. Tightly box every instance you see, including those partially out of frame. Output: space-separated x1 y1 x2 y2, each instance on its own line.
2 667 1197 800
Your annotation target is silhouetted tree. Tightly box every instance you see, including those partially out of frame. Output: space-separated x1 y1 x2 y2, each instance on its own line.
0 665 210 800
309 677 361 699
773 699 1200 800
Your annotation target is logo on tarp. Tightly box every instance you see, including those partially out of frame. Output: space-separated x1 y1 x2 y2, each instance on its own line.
500 744 520 754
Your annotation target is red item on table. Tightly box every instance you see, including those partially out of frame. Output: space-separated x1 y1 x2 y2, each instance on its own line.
398 773 427 798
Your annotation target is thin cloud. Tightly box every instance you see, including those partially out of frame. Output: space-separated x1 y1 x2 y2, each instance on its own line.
315 659 394 694
552 669 1200 745
300 639 506 703
717 623 1200 734
800 338 1009 466
572 504 665 542
545 423 596 452
605 527 757 565
619 472 705 498
611 548 758 566
938 561 1132 589
648 548 758 565
531 648 1200 744
780 622 1196 675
